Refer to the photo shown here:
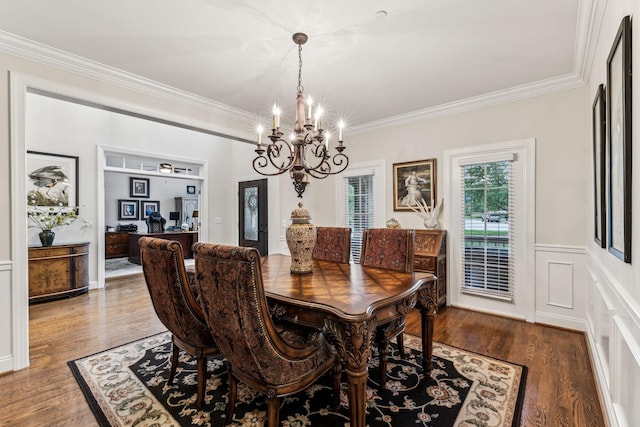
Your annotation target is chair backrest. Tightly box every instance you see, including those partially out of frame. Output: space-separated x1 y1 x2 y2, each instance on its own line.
139 237 212 348
360 228 416 273
192 242 327 385
146 212 166 233
312 226 351 263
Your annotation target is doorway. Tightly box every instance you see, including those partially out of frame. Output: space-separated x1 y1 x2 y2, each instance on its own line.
238 179 268 255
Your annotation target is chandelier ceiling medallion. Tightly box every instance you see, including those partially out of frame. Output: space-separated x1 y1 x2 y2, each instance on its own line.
252 32 349 197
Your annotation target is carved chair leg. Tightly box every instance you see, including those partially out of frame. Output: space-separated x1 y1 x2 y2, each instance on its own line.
196 351 207 409
266 393 280 427
168 340 180 384
225 370 237 425
377 330 389 388
396 333 405 358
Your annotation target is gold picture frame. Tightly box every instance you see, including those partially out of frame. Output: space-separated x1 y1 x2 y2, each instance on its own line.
393 159 437 211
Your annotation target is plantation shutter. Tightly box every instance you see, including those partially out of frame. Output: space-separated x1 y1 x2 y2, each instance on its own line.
343 174 374 263
459 155 515 300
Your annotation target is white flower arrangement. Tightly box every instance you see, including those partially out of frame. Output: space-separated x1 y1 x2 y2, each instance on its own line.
27 203 90 232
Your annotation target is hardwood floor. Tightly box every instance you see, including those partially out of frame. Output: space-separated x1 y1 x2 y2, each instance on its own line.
1 274 605 426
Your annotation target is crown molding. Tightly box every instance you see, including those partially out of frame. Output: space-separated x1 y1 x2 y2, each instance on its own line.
574 0 607 82
351 73 585 134
351 0 606 134
0 30 254 123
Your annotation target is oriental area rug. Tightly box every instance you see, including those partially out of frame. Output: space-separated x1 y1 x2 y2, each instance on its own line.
69 332 527 427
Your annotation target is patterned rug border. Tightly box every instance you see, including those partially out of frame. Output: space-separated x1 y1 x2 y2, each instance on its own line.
69 332 528 427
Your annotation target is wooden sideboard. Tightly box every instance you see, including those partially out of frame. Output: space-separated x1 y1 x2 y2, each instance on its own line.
28 242 90 303
128 231 199 264
414 229 447 307
105 231 129 258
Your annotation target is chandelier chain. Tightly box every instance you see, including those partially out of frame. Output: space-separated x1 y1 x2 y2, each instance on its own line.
297 43 304 94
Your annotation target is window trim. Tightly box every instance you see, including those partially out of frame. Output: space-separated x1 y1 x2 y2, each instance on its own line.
444 139 535 322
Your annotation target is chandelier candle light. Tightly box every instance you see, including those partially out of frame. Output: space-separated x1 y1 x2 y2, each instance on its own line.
252 32 349 198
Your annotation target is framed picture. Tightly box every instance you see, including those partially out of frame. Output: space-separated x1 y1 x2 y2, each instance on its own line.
141 201 160 219
606 15 632 263
393 159 437 211
118 199 139 220
26 151 79 209
130 177 150 198
186 185 196 195
592 84 606 248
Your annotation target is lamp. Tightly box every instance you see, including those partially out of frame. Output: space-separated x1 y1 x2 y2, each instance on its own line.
191 210 199 231
252 32 348 198
159 163 173 173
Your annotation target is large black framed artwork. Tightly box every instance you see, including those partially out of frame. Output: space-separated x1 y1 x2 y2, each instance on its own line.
592 84 606 248
606 15 632 263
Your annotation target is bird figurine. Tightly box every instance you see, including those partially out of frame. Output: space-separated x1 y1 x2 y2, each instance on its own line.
409 197 443 229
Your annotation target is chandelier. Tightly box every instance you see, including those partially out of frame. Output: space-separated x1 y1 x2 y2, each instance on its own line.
252 32 349 198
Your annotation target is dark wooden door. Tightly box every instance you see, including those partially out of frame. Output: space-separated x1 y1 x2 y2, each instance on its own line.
238 179 268 255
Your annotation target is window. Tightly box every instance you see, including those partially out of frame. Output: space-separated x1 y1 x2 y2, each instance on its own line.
445 139 535 321
336 161 385 263
461 160 513 299
344 174 374 263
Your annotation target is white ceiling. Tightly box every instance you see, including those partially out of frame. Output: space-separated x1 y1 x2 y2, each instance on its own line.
0 0 597 130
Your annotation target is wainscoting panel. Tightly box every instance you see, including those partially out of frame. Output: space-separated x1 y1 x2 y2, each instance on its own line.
534 244 586 330
586 255 640 427
547 261 574 308
612 316 640 427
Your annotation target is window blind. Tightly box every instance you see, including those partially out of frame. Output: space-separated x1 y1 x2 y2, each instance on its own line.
460 160 515 300
344 174 374 263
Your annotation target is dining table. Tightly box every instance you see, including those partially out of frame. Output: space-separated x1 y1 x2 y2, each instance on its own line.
259 254 438 427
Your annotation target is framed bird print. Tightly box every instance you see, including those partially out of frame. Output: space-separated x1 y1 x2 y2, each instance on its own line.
26 151 79 208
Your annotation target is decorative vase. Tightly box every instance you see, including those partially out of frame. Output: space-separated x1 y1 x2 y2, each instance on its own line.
386 217 400 229
39 230 55 247
285 202 316 274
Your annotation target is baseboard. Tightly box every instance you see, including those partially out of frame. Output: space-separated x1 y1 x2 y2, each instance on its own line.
448 303 528 322
534 311 585 331
0 355 13 374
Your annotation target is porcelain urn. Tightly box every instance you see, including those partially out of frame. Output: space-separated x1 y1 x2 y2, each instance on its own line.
286 202 316 274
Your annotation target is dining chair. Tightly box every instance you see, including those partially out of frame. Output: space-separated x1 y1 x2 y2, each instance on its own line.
192 242 341 427
139 237 219 409
312 226 352 263
360 228 416 387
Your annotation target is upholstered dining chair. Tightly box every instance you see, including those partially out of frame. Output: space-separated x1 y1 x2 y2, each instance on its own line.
192 242 341 427
360 228 416 387
139 237 219 409
312 226 352 263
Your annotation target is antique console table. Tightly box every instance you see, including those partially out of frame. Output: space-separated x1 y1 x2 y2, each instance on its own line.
28 242 90 303
259 254 437 427
127 231 198 264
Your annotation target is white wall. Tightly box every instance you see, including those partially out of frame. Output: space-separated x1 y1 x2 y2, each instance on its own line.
584 1 640 426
